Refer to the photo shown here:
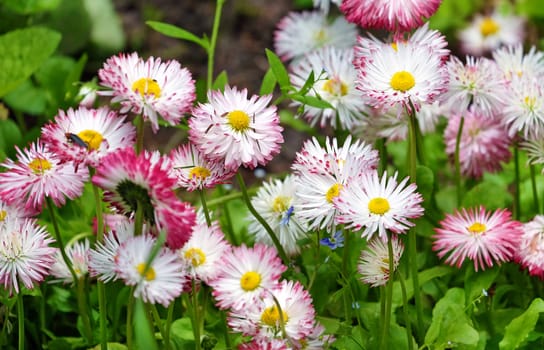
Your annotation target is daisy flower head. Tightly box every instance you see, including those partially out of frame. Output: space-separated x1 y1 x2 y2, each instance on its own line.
169 143 234 191
238 338 290 350
247 175 308 256
274 11 357 63
444 108 511 179
92 147 196 249
0 141 89 212
0 217 56 294
515 215 544 279
209 243 286 310
442 56 507 118
340 0 442 33
228 280 316 342
50 239 90 284
355 41 447 115
289 47 369 130
492 45 544 82
358 235 404 287
41 107 136 168
433 207 523 271
178 220 230 284
521 135 544 171
116 234 186 306
189 86 284 172
335 171 424 240
458 11 525 56
292 136 379 231
89 219 136 282
98 52 196 133
0 199 36 228
501 76 544 138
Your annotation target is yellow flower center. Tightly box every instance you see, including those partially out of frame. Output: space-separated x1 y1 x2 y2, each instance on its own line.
322 78 348 96
136 263 156 280
240 271 261 291
272 196 290 213
132 78 162 98
468 222 486 234
184 247 206 267
368 197 390 215
391 42 399 52
325 183 343 203
390 71 415 92
0 210 6 222
77 130 104 150
525 96 536 110
188 166 211 180
261 305 288 327
480 17 500 37
227 110 250 131
28 158 52 174
314 29 328 44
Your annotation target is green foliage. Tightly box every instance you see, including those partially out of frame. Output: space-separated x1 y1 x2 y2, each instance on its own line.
462 180 512 210
146 21 209 51
212 70 229 91
500 298 544 349
84 0 125 53
1 0 61 14
265 48 291 93
259 67 277 96
133 299 159 350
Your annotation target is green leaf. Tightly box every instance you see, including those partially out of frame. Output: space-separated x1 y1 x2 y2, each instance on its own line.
278 109 317 135
3 80 49 115
134 298 158 350
2 0 61 14
83 0 125 52
0 26 61 97
393 266 454 306
298 70 316 96
259 68 277 95
416 165 434 203
35 55 76 110
265 48 291 92
212 70 228 91
462 180 511 210
146 21 209 50
0 119 22 157
464 267 499 308
499 298 544 350
289 93 334 109
516 0 544 18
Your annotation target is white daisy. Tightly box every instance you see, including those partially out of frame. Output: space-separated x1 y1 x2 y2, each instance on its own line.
358 235 404 287
493 44 544 82
50 239 90 284
502 76 544 138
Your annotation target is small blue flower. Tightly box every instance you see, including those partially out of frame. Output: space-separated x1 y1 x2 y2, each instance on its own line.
280 205 295 226
320 230 344 250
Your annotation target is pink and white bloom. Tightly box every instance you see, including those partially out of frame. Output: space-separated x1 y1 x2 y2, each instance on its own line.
501 76 544 138
0 217 57 294
50 239 90 283
116 234 186 306
458 11 525 56
0 142 88 212
444 108 512 179
274 11 357 63
228 280 316 341
493 45 544 82
189 86 283 171
335 171 424 240
515 215 544 279
41 107 136 168
358 235 404 287
209 244 286 310
433 207 523 271
340 0 442 32
98 52 195 132
178 220 230 284
92 147 196 249
169 143 234 191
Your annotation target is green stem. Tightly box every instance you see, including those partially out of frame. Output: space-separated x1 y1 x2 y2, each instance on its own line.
191 280 202 350
407 106 424 342
530 164 540 214
207 0 226 90
342 231 351 323
164 302 174 350
514 144 521 220
216 185 238 245
376 138 388 176
127 289 135 350
134 202 144 237
148 304 167 347
380 236 395 350
398 270 415 350
205 187 258 208
17 290 24 350
414 115 426 166
236 172 289 265
135 114 144 154
199 189 212 227
454 116 465 206
77 277 93 343
45 197 78 282
222 311 232 349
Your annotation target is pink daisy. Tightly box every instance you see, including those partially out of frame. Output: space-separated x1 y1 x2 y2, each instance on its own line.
209 244 286 310
0 142 89 212
169 143 234 191
41 107 136 168
189 86 284 171
340 0 442 33
515 215 544 279
98 52 196 132
50 239 90 284
0 217 57 294
433 207 523 271
444 108 512 179
92 147 196 250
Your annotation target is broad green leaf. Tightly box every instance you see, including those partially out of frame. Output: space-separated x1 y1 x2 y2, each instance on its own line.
3 80 49 115
464 267 499 308
212 70 228 91
0 119 22 158
416 165 434 203
298 70 316 96
170 316 195 341
259 68 277 95
0 26 61 97
393 266 454 306
35 55 76 110
2 0 61 14
499 298 544 350
462 181 511 210
134 298 158 350
83 0 125 52
146 21 209 50
265 48 291 92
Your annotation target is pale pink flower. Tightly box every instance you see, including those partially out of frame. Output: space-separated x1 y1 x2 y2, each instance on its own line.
515 215 544 279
